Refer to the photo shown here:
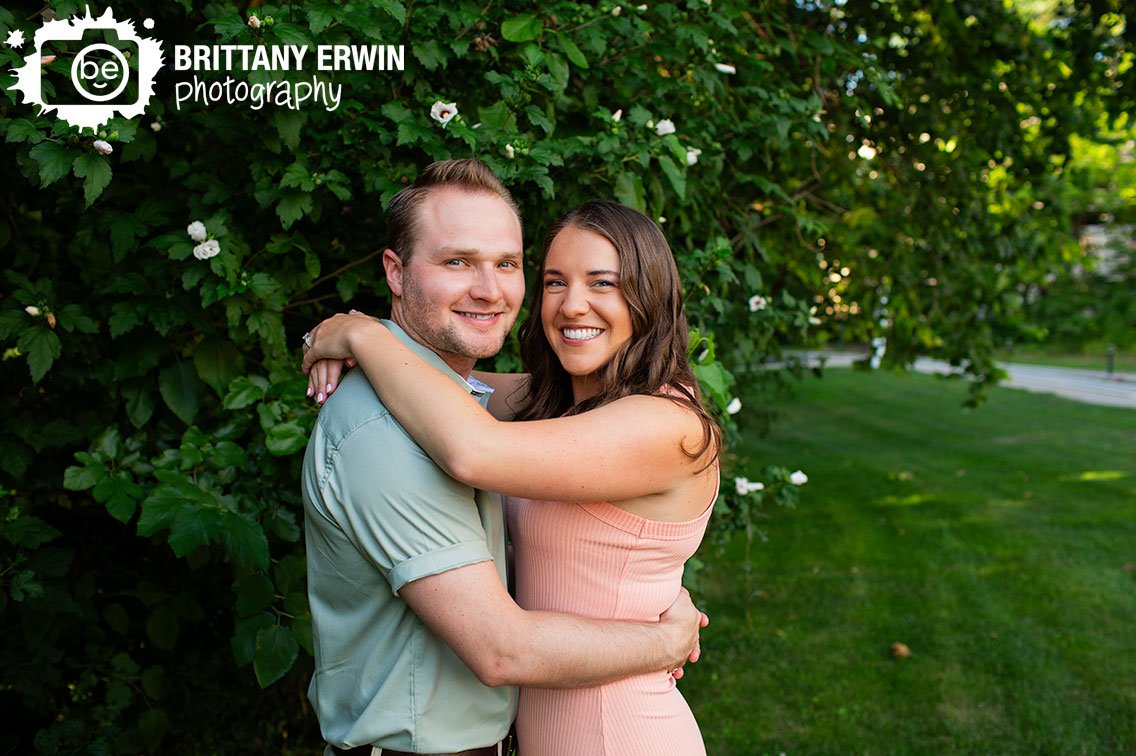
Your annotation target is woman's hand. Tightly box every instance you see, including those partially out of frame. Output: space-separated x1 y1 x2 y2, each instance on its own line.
301 311 381 403
307 358 355 404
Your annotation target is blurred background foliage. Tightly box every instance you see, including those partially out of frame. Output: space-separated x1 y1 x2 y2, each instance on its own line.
0 0 1130 751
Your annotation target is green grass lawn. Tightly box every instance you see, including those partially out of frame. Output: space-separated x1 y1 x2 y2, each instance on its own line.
685 368 1136 755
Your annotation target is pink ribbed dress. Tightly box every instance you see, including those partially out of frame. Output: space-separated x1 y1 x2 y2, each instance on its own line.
506 484 716 756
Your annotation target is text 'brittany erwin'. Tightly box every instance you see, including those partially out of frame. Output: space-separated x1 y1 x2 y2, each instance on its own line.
171 44 406 72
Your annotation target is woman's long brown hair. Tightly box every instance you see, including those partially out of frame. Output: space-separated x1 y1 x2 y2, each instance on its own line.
514 201 721 467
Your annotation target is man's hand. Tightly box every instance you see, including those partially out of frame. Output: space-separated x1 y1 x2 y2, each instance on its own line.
658 588 709 680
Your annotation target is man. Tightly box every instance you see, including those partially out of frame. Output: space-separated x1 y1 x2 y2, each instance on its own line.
302 159 703 756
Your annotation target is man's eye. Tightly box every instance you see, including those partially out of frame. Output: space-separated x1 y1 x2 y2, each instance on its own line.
445 259 464 266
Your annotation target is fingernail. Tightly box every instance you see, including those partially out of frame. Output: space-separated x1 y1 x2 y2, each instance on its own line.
326 383 333 393
307 386 313 397
317 392 325 403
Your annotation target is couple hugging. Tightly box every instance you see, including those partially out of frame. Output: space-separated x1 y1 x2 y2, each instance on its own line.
301 158 721 756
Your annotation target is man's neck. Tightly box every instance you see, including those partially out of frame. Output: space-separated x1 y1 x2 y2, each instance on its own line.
389 312 476 378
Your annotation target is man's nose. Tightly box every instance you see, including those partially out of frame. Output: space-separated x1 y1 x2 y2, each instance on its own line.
469 266 504 301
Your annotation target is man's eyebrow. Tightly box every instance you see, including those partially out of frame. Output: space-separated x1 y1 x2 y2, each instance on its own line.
437 247 522 257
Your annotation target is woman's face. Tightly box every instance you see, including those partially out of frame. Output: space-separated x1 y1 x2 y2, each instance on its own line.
540 225 634 400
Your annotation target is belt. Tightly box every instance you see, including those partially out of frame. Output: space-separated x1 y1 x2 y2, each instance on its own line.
333 744 502 756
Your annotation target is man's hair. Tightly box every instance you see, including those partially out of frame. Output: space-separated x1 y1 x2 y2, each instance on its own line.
385 158 521 262
514 200 721 467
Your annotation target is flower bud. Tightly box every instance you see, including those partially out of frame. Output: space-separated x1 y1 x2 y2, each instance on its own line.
92 139 113 155
25 305 40 317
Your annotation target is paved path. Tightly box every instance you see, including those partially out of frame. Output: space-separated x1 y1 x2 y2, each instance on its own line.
789 351 1136 409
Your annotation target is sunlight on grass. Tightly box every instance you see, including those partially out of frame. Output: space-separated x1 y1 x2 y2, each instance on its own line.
877 493 934 507
1065 470 1129 482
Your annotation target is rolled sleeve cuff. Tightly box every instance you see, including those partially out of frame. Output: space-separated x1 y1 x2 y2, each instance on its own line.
389 541 495 594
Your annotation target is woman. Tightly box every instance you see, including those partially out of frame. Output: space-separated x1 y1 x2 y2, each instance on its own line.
303 201 720 755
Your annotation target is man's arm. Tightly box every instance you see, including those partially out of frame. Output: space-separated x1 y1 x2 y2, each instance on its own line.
400 560 703 689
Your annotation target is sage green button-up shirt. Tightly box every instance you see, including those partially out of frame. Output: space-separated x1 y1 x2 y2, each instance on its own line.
302 320 515 751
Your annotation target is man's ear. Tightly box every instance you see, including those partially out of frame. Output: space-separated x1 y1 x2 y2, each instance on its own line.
382 249 403 297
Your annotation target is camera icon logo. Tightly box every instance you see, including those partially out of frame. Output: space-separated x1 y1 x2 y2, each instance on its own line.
9 6 164 131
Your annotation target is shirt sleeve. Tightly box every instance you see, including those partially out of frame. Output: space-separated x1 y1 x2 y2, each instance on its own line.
327 416 494 594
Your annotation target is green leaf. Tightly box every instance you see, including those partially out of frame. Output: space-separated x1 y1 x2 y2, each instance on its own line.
123 384 156 428
72 153 113 206
265 421 308 457
501 13 542 43
276 191 312 229
64 462 103 491
17 326 62 383
411 40 447 71
614 173 646 213
232 612 275 667
220 511 270 570
28 141 78 186
6 118 44 145
94 473 144 523
1 516 60 548
274 110 305 150
254 625 299 687
234 573 276 617
223 375 268 410
145 605 179 651
159 362 204 424
270 22 312 47
193 338 246 395
553 31 588 68
376 0 406 23
138 709 169 753
103 603 130 635
168 505 223 557
657 155 687 200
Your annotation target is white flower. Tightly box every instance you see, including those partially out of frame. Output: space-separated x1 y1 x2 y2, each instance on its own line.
748 294 767 312
686 147 702 166
657 216 667 224
504 144 516 159
248 13 261 29
714 63 737 75
150 121 162 132
734 477 765 495
193 239 221 260
857 143 877 160
92 139 113 155
24 305 40 316
725 397 742 415
611 5 622 15
789 470 808 486
187 221 208 242
430 101 458 126
612 108 623 122
636 3 648 9
655 119 676 136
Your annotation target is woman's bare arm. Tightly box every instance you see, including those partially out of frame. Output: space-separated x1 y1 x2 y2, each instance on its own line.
302 313 708 502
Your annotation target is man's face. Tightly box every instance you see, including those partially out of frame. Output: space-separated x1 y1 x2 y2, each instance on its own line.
386 188 525 375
